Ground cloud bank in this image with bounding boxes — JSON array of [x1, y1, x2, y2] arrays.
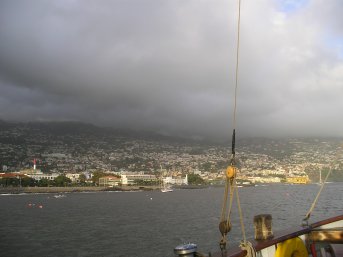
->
[[1, 0, 343, 139]]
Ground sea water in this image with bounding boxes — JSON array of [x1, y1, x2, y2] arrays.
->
[[0, 183, 342, 257]]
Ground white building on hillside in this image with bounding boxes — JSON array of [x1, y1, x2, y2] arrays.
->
[[23, 169, 59, 181], [66, 173, 80, 182], [99, 176, 121, 187], [164, 174, 188, 185], [121, 173, 157, 185]]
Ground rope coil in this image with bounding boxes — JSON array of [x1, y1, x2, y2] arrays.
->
[[240, 241, 256, 257]]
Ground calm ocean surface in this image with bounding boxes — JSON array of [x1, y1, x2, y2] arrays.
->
[[0, 183, 342, 257]]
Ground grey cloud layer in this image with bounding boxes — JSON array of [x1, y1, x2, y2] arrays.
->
[[1, 0, 342, 139]]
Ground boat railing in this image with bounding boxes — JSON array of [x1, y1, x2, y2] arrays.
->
[[175, 214, 343, 257]]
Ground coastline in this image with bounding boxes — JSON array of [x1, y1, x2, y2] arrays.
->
[[1, 183, 332, 195], [0, 185, 159, 194]]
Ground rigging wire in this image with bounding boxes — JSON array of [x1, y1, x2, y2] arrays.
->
[[219, 0, 250, 253], [303, 169, 332, 225], [232, 0, 241, 134]]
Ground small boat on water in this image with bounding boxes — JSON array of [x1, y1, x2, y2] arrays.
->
[[53, 194, 66, 198], [174, 1, 342, 256], [161, 187, 173, 193], [161, 180, 173, 192], [160, 164, 173, 193]]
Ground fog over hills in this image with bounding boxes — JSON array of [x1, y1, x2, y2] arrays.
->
[[1, 119, 343, 147], [0, 120, 204, 145]]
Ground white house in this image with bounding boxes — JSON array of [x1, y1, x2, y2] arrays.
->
[[164, 174, 188, 185]]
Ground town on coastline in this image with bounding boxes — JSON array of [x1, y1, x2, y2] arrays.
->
[[1, 121, 343, 192]]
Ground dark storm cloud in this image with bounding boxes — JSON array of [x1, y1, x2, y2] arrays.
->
[[1, 0, 343, 139]]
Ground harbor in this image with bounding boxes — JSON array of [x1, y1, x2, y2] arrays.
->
[[0, 183, 341, 257]]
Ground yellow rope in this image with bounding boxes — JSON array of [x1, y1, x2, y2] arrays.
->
[[235, 183, 247, 243], [304, 169, 332, 222], [219, 178, 235, 246], [225, 179, 236, 227], [219, 0, 246, 250], [220, 179, 230, 222], [240, 241, 256, 257], [304, 148, 343, 223]]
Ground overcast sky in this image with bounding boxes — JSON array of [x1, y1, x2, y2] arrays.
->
[[1, 0, 342, 140]]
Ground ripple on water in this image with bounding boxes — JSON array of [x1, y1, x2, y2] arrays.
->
[[0, 183, 342, 257]]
